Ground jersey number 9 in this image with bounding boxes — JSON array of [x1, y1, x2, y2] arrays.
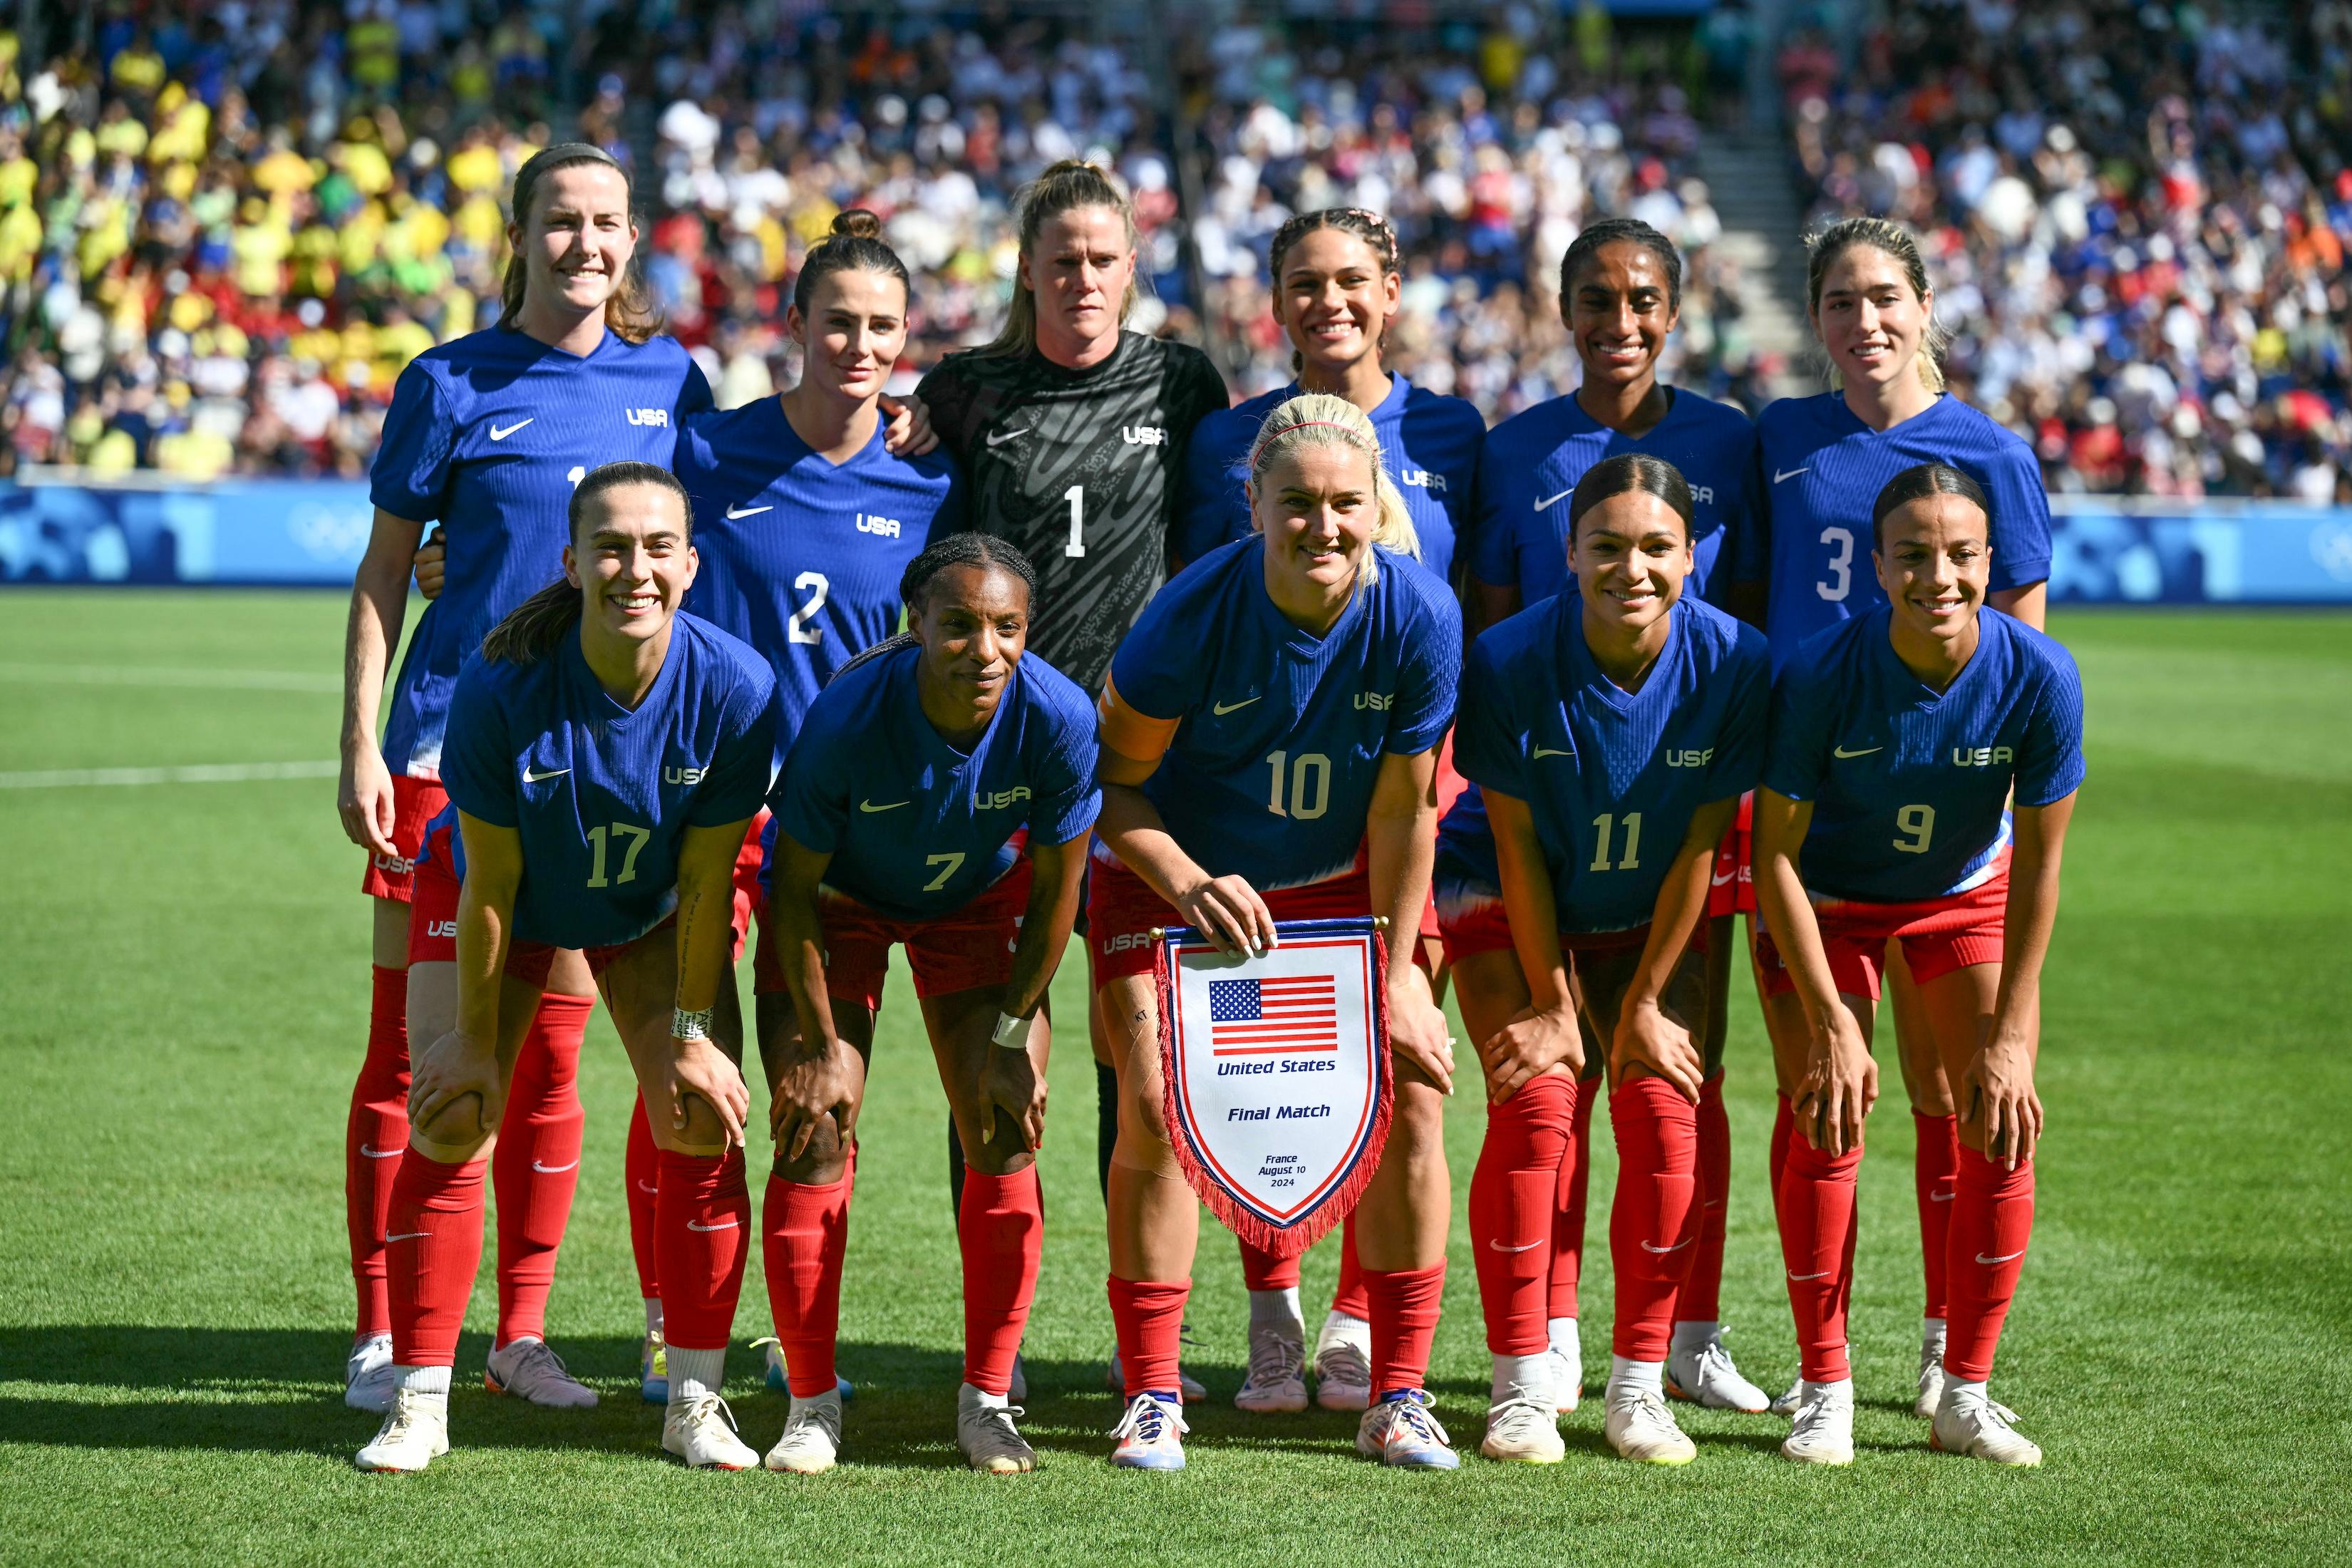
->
[[1893, 804, 1935, 855]]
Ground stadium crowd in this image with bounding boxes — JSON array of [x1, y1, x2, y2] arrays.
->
[[1783, 0, 2352, 499], [4, 1, 2348, 497]]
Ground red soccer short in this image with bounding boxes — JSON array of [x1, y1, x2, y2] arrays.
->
[[753, 860, 1031, 1011], [1420, 731, 1468, 947], [1706, 790, 1756, 919], [406, 836, 659, 984], [359, 774, 449, 901], [1087, 852, 1376, 984], [730, 810, 769, 964], [1433, 877, 1688, 961], [1755, 860, 2009, 1002]]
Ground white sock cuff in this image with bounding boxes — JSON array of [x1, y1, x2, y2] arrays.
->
[[1324, 1307, 1370, 1334], [666, 1345, 727, 1403], [394, 1363, 450, 1397], [1492, 1352, 1552, 1402], [644, 1298, 664, 1335], [1249, 1286, 1304, 1326], [960, 1381, 1010, 1410], [1547, 1316, 1579, 1355], [1608, 1354, 1665, 1396]]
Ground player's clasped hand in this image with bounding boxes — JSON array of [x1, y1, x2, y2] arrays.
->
[[1477, 1003, 1581, 1104], [769, 1036, 860, 1160], [409, 1029, 500, 1140], [1795, 1004, 1877, 1156], [1174, 873, 1279, 956], [666, 1036, 751, 1151], [1612, 996, 1704, 1103], [1966, 1022, 2043, 1170], [977, 1045, 1048, 1153]]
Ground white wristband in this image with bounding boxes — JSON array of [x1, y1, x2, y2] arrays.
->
[[673, 1006, 714, 1042], [990, 1011, 1030, 1051]]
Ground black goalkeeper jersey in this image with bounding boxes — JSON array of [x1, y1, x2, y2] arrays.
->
[[918, 331, 1230, 694]]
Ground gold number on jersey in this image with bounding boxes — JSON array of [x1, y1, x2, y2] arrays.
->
[[1894, 803, 1936, 854], [924, 852, 966, 892], [1064, 485, 1085, 558], [585, 822, 652, 887], [1588, 811, 1643, 871], [1264, 750, 1331, 820]]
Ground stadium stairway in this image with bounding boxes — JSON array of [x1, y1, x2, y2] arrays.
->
[[1698, 130, 1819, 403]]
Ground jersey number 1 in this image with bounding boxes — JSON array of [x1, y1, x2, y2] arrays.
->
[[1063, 485, 1085, 558]]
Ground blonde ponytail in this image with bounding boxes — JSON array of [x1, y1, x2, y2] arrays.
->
[[1245, 393, 1418, 584]]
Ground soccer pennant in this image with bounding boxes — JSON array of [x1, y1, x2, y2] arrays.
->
[[1153, 917, 1392, 1259]]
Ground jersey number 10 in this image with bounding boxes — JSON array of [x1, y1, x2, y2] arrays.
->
[[1264, 751, 1331, 820]]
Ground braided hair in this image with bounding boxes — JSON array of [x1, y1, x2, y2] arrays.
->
[[1268, 207, 1401, 375], [1559, 216, 1683, 316], [829, 532, 1043, 684]]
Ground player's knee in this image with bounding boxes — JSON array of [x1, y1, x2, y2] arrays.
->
[[773, 1112, 851, 1183], [1389, 1080, 1449, 1155]]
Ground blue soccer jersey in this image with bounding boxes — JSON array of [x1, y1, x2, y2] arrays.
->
[[438, 613, 779, 950], [1438, 592, 1769, 934], [1468, 386, 1760, 609], [1748, 393, 2053, 670], [1107, 536, 1462, 891], [371, 326, 713, 775], [1173, 375, 1484, 582], [768, 641, 1101, 922], [674, 400, 962, 750], [1763, 606, 2085, 904]]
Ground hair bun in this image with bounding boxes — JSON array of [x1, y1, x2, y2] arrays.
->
[[830, 208, 884, 242]]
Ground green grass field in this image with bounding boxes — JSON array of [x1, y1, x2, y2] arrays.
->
[[1, 592, 2348, 1565]]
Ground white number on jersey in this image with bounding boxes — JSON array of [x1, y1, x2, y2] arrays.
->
[[788, 572, 830, 645], [1063, 485, 1086, 558], [1816, 526, 1854, 602]]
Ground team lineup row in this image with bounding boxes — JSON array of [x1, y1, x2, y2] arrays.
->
[[333, 146, 2076, 1476]]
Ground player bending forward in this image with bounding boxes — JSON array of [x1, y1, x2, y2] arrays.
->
[[756, 535, 1096, 1475], [357, 464, 778, 1472], [1754, 463, 2081, 1467], [1090, 394, 1462, 1471]]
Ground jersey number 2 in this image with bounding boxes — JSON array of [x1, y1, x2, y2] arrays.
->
[[586, 822, 651, 887], [788, 572, 830, 644]]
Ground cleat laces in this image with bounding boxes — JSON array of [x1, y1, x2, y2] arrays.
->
[[1320, 1339, 1372, 1386], [1245, 1330, 1305, 1391], [1385, 1392, 1450, 1450], [1110, 1393, 1188, 1446]]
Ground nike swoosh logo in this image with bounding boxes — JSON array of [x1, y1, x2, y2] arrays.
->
[[489, 418, 534, 441], [1487, 1239, 1544, 1253], [686, 1218, 741, 1232], [387, 1231, 430, 1242], [1976, 1249, 2024, 1265], [1832, 746, 1882, 760], [1929, 1190, 1956, 1203], [523, 766, 570, 783], [725, 503, 773, 520], [1640, 1237, 1697, 1254], [986, 427, 1029, 446], [532, 1159, 579, 1174], [859, 799, 908, 813], [1711, 870, 1735, 887], [1788, 1269, 1832, 1281], [1774, 466, 1809, 484], [635, 1180, 659, 1195], [1532, 746, 1572, 759], [1212, 696, 1260, 716], [360, 1144, 401, 1159], [1532, 488, 1573, 511]]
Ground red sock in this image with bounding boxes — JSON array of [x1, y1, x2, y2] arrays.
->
[[1331, 1214, 1370, 1319], [1775, 1123, 1862, 1381], [1468, 1074, 1574, 1355], [1610, 1077, 1702, 1360], [1365, 1262, 1447, 1396], [1108, 1276, 1190, 1399], [1676, 1073, 1731, 1324], [346, 964, 410, 1339], [1546, 1075, 1599, 1321], [959, 1165, 1044, 1395], [1238, 1236, 1301, 1292], [1769, 1093, 1795, 1202], [1914, 1110, 1961, 1321], [492, 991, 589, 1346], [1945, 1147, 2034, 1381], [655, 1149, 750, 1351], [625, 1095, 660, 1303], [762, 1171, 851, 1398], [386, 1151, 487, 1368]]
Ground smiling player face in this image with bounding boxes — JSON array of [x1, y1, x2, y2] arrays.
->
[[1876, 492, 1991, 645], [513, 163, 637, 323], [1022, 205, 1135, 365], [565, 483, 697, 648], [1274, 226, 1398, 379], [1564, 239, 1676, 396], [1252, 441, 1380, 602], [1569, 489, 1691, 639], [914, 562, 1030, 732], [788, 267, 908, 408], [1812, 244, 1934, 399]]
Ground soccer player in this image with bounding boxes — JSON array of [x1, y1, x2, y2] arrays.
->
[[1439, 454, 1768, 1466], [336, 143, 708, 1414], [1090, 393, 1461, 1471], [915, 159, 1230, 1397], [670, 210, 961, 1401], [755, 535, 1096, 1476], [1463, 217, 1772, 1418], [1743, 217, 2053, 1419], [355, 463, 781, 1473], [1172, 205, 1484, 1415], [1754, 463, 2080, 1468]]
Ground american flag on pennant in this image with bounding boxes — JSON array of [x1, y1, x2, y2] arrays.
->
[[1207, 976, 1339, 1055]]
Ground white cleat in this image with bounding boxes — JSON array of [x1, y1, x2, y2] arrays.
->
[[1313, 1313, 1374, 1412], [485, 1337, 598, 1409], [1106, 1351, 1205, 1403], [1916, 1343, 1949, 1420], [1931, 1388, 2043, 1467], [1356, 1390, 1460, 1470], [663, 1392, 758, 1470], [354, 1388, 448, 1473], [1604, 1386, 1697, 1465], [763, 1388, 843, 1474], [1479, 1386, 1565, 1464], [1108, 1391, 1189, 1470], [1780, 1378, 1855, 1465], [1666, 1329, 1772, 1413], [957, 1383, 1038, 1474], [1234, 1316, 1309, 1413], [1770, 1375, 1803, 1418], [1544, 1343, 1584, 1415], [344, 1336, 395, 1415]]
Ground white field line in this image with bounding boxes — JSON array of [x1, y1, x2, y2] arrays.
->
[[0, 661, 341, 693], [0, 760, 339, 790]]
